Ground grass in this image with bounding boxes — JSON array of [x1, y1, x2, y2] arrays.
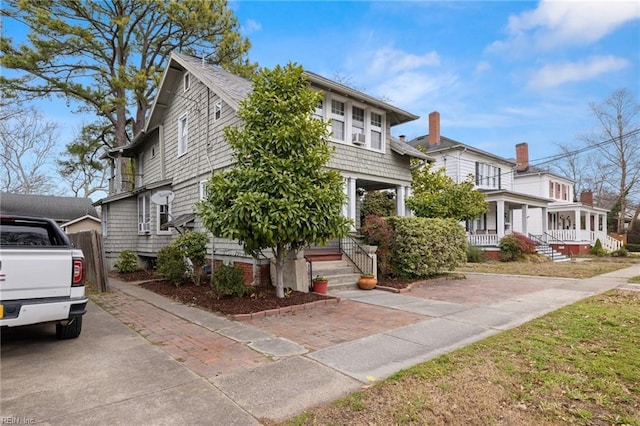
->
[[629, 276, 640, 284], [457, 256, 639, 279], [278, 290, 640, 425]]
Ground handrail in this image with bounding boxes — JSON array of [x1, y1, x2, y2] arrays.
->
[[543, 231, 571, 258], [528, 233, 556, 261], [339, 234, 374, 275], [303, 255, 313, 292]]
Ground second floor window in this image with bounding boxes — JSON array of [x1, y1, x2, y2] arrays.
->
[[330, 99, 345, 141], [475, 162, 501, 189], [178, 114, 188, 157]]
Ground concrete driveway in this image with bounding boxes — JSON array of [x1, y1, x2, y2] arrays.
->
[[1, 302, 260, 425]]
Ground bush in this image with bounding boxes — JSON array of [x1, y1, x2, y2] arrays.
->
[[361, 191, 395, 220], [499, 233, 538, 262], [114, 249, 138, 273], [211, 264, 252, 297], [385, 217, 467, 278], [360, 215, 394, 277], [157, 245, 187, 286], [590, 239, 605, 256], [466, 245, 486, 263], [611, 247, 628, 257], [174, 231, 209, 285], [625, 243, 640, 252]]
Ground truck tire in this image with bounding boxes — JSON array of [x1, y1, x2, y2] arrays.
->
[[56, 317, 83, 339]]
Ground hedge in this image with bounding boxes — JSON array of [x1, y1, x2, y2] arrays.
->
[[625, 243, 640, 252], [386, 217, 467, 278]]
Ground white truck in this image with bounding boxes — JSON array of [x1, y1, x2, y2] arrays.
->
[[0, 215, 88, 339]]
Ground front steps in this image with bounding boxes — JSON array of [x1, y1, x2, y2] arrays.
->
[[305, 250, 361, 291], [536, 244, 571, 262]]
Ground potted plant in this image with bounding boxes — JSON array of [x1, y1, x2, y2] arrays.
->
[[358, 273, 377, 290], [312, 275, 328, 294]]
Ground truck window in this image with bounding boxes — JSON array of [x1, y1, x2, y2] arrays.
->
[[0, 224, 54, 246]]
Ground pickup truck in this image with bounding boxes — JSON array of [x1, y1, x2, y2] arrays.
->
[[0, 215, 88, 339]]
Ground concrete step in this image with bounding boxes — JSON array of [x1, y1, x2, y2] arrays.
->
[[313, 265, 356, 275], [311, 260, 350, 269], [327, 274, 361, 291]]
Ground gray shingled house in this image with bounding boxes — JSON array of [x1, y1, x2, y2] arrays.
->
[[95, 52, 427, 285], [1, 193, 100, 234]]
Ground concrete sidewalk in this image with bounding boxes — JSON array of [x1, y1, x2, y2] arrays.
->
[[2, 264, 638, 424]]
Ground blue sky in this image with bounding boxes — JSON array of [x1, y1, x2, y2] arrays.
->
[[230, 0, 639, 164], [5, 0, 640, 193]]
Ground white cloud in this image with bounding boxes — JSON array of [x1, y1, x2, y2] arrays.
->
[[494, 0, 640, 51], [475, 61, 491, 74], [242, 19, 262, 35], [370, 47, 440, 75], [528, 55, 629, 88], [374, 71, 458, 107]]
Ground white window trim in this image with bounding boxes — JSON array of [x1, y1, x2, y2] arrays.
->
[[156, 202, 172, 235], [183, 72, 190, 92], [214, 101, 222, 121], [199, 180, 208, 200], [137, 193, 151, 235], [324, 94, 386, 153], [178, 113, 188, 157]]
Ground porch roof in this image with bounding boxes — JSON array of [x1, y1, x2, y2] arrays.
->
[[548, 202, 610, 214], [482, 189, 551, 208]]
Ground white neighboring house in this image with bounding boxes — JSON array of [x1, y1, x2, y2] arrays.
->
[[94, 52, 428, 283], [409, 112, 620, 257], [511, 142, 620, 253]]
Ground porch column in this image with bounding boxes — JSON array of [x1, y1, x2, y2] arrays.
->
[[497, 200, 505, 238], [521, 204, 528, 236], [574, 209, 580, 239], [396, 185, 406, 217], [342, 177, 349, 218], [541, 207, 548, 233], [585, 209, 591, 237], [405, 186, 413, 217], [348, 177, 357, 230]]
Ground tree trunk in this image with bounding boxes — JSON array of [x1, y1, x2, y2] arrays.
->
[[274, 246, 285, 299]]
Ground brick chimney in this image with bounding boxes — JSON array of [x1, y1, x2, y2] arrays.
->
[[428, 111, 440, 145], [515, 142, 529, 172], [580, 191, 593, 206]]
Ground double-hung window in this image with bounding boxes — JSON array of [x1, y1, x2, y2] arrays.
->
[[137, 194, 151, 234], [214, 101, 222, 121], [178, 113, 188, 157], [370, 112, 383, 150], [475, 162, 500, 189], [157, 203, 172, 235], [330, 99, 346, 141]]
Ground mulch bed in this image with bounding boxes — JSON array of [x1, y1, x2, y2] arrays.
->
[[109, 270, 462, 316]]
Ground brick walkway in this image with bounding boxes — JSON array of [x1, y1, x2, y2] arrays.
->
[[92, 289, 271, 381], [248, 299, 427, 351]]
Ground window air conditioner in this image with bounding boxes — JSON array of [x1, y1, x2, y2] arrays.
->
[[352, 133, 366, 145], [138, 222, 151, 233]]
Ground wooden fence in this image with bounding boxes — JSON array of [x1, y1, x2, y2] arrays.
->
[[68, 230, 109, 292]]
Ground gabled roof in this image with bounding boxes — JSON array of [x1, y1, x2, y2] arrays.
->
[[61, 214, 101, 228], [146, 52, 420, 132], [409, 135, 517, 167], [1, 193, 99, 223], [511, 161, 573, 182]]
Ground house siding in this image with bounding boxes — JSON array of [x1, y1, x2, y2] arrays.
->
[[430, 149, 514, 190]]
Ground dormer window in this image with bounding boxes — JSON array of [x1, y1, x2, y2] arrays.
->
[[183, 72, 190, 92]]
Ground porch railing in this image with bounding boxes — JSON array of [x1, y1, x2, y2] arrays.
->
[[528, 233, 559, 261], [467, 233, 499, 247], [339, 234, 374, 276]]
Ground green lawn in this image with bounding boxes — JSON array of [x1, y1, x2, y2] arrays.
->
[[278, 290, 640, 425]]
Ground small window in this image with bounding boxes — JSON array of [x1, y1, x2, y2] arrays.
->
[[199, 180, 208, 200], [184, 72, 190, 92], [157, 203, 172, 235], [178, 114, 188, 157], [330, 99, 345, 141], [313, 99, 323, 119], [214, 101, 222, 121]]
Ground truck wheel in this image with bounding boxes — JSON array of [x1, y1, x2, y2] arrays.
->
[[56, 317, 83, 339]]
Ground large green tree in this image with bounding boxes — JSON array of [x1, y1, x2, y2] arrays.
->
[[406, 163, 488, 221], [197, 64, 351, 298], [1, 0, 255, 184]]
